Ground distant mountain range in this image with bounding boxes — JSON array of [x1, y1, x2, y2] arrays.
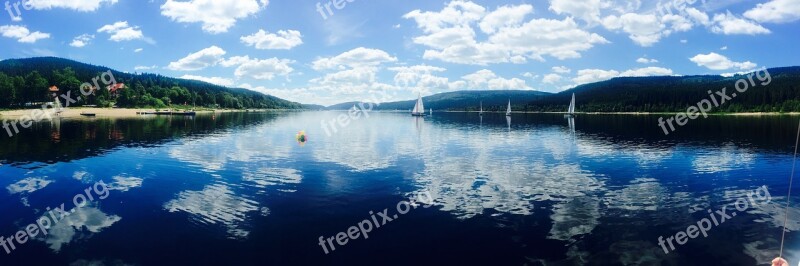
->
[[326, 66, 800, 113], [538, 66, 800, 113], [325, 90, 551, 111]]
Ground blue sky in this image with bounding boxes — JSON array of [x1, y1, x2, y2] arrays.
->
[[0, 0, 798, 106]]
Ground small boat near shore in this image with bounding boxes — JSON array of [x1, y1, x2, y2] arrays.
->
[[171, 111, 197, 116], [137, 110, 196, 116], [80, 112, 96, 117]]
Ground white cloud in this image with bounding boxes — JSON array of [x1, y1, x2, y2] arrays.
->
[[596, 6, 767, 46], [310, 67, 383, 91], [312, 47, 397, 71], [572, 67, 674, 86], [388, 65, 448, 88], [240, 29, 303, 50], [0, 25, 50, 43], [134, 65, 158, 71], [26, 0, 118, 11], [548, 0, 605, 24], [221, 56, 294, 80], [490, 17, 610, 61], [602, 13, 670, 47], [685, 7, 711, 26], [160, 0, 269, 34], [181, 75, 235, 87], [552, 66, 571, 74], [720, 46, 728, 50], [167, 46, 226, 71], [522, 72, 538, 79], [134, 48, 143, 52], [461, 69, 530, 90], [689, 52, 756, 70], [405, 2, 608, 65], [662, 13, 693, 32], [636, 57, 658, 64], [619, 67, 673, 77], [97, 21, 144, 42], [69, 34, 94, 47], [573, 69, 620, 85], [478, 4, 533, 34], [744, 0, 800, 24], [219, 56, 251, 67], [711, 12, 770, 35], [403, 1, 486, 33], [680, 39, 688, 43], [542, 73, 563, 84]]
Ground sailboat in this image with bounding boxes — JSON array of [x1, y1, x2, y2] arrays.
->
[[411, 94, 426, 116], [429, 108, 432, 116], [565, 93, 576, 118], [479, 101, 484, 116], [506, 100, 512, 116]]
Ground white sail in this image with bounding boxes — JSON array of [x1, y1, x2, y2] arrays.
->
[[479, 102, 483, 114], [412, 94, 424, 115], [506, 100, 511, 116], [568, 93, 576, 114]]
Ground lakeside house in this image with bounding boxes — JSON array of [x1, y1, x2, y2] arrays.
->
[[107, 83, 126, 98]]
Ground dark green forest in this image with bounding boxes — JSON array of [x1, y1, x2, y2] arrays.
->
[[523, 66, 800, 113], [0, 57, 303, 109], [329, 66, 800, 113]]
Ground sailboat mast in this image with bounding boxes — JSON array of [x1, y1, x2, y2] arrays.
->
[[570, 93, 576, 114]]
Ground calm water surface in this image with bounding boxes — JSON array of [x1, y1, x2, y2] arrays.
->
[[1, 111, 799, 265]]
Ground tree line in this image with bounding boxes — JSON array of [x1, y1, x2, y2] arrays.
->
[[0, 57, 303, 110], [522, 67, 800, 113]]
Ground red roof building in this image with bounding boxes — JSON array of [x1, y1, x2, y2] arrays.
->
[[106, 83, 126, 97]]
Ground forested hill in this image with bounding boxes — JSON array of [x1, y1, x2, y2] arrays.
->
[[327, 90, 552, 111], [325, 66, 800, 113], [0, 57, 303, 109], [527, 66, 800, 113]]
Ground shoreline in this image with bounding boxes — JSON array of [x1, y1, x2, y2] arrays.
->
[[327, 110, 800, 116], [0, 108, 284, 119], [4, 108, 799, 119]]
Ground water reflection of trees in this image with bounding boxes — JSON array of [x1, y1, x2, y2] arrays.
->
[[0, 112, 283, 166]]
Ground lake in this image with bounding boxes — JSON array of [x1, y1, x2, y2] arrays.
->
[[0, 111, 799, 265]]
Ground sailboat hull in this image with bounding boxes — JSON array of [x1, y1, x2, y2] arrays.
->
[[411, 113, 427, 117]]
